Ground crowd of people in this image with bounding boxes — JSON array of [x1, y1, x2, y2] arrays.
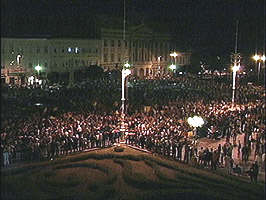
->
[[1, 74, 265, 183]]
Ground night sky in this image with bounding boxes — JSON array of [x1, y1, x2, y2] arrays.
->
[[1, 0, 265, 65]]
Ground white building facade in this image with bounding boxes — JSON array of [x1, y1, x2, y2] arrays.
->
[[1, 25, 191, 85], [1, 37, 100, 85]]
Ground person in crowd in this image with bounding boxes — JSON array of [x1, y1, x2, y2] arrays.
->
[[237, 140, 241, 159], [233, 164, 242, 176], [252, 161, 259, 183]]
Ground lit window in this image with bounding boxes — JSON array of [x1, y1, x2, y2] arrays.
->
[[111, 54, 114, 62], [68, 47, 72, 53], [104, 54, 108, 62], [75, 47, 79, 54]]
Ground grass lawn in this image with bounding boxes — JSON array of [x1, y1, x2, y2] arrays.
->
[[1, 145, 265, 200]]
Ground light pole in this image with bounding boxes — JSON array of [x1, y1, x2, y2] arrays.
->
[[121, 62, 131, 116], [157, 56, 161, 77], [253, 54, 265, 82], [35, 65, 42, 85], [169, 64, 177, 74], [170, 52, 178, 66], [170, 52, 178, 76], [232, 64, 240, 104]]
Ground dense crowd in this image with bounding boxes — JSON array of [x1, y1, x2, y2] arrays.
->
[[1, 74, 265, 182]]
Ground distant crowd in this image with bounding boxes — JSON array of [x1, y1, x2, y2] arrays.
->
[[1, 75, 265, 182]]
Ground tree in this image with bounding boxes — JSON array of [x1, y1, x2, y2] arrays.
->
[[47, 72, 59, 83], [86, 65, 104, 79]]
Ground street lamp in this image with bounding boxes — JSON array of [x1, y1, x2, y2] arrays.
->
[[187, 116, 204, 143], [157, 56, 161, 77], [35, 65, 42, 84], [35, 65, 42, 75], [187, 116, 204, 128], [169, 64, 177, 73], [253, 54, 265, 81], [121, 62, 131, 116], [170, 52, 178, 66], [231, 64, 240, 104]]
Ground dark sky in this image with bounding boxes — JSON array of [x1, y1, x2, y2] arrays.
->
[[1, 0, 265, 59]]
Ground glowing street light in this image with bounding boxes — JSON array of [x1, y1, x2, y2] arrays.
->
[[170, 52, 178, 58], [261, 55, 265, 62], [187, 116, 204, 139], [169, 64, 177, 72], [121, 62, 131, 116], [35, 65, 42, 85], [253, 54, 265, 81], [35, 65, 42, 75], [187, 116, 204, 128], [170, 52, 178, 66], [16, 54, 22, 65], [253, 54, 260, 61]]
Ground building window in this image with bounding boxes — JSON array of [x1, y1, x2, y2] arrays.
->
[[75, 47, 80, 54], [68, 47, 72, 53], [118, 54, 121, 62], [36, 48, 40, 53], [125, 41, 127, 47], [104, 54, 108, 62], [54, 48, 57, 53], [62, 48, 65, 53], [104, 40, 108, 47], [111, 54, 114, 62], [111, 40, 114, 47], [44, 47, 48, 53], [118, 40, 121, 47]]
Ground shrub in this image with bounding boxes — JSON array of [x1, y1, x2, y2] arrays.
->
[[114, 146, 125, 152]]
